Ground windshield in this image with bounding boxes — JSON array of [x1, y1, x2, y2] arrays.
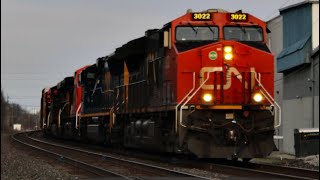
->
[[176, 26, 219, 41], [224, 26, 263, 42]]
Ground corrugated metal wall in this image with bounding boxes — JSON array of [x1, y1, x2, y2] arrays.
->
[[282, 4, 312, 47], [277, 4, 312, 72]]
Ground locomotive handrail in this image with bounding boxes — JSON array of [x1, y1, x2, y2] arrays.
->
[[114, 88, 120, 111], [109, 106, 115, 131], [90, 87, 114, 95], [253, 72, 281, 128], [75, 103, 82, 129], [179, 67, 223, 130], [128, 80, 146, 86], [46, 112, 51, 128], [92, 79, 100, 96], [148, 56, 164, 63], [175, 72, 196, 133], [114, 80, 146, 89], [102, 89, 114, 94], [58, 104, 67, 128], [91, 87, 102, 96], [58, 109, 62, 128]]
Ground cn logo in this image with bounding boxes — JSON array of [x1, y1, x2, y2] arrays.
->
[[200, 67, 256, 90]]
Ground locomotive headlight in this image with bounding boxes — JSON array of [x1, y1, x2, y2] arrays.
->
[[224, 46, 233, 53], [224, 53, 233, 60], [203, 93, 213, 102], [253, 93, 263, 102], [224, 46, 233, 61]]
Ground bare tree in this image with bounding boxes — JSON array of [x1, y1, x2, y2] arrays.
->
[[1, 89, 39, 131]]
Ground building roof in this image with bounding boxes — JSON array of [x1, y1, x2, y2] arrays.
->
[[279, 0, 318, 12], [278, 34, 311, 59], [277, 34, 312, 73], [266, 15, 281, 23]]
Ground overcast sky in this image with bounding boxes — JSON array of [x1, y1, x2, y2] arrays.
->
[[1, 0, 304, 112]]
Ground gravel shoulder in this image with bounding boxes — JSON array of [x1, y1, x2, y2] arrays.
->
[[251, 151, 319, 170], [1, 131, 79, 180]]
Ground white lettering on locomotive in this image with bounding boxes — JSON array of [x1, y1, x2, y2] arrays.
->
[[200, 67, 255, 90]]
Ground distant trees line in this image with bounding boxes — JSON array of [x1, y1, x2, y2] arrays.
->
[[1, 89, 39, 131]]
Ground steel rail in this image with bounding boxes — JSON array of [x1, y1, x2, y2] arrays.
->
[[27, 132, 210, 179], [183, 160, 319, 180], [215, 163, 317, 180], [249, 162, 319, 180], [11, 132, 132, 179], [26, 131, 319, 179]]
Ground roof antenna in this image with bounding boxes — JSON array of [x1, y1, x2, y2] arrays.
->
[[235, 10, 242, 13], [186, 9, 192, 13]]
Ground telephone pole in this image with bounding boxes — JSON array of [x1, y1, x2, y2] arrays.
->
[[6, 94, 12, 129]]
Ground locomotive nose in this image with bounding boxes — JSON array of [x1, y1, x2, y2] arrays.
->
[[201, 44, 224, 65]]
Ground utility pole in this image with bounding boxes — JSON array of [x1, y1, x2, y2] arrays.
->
[[7, 94, 12, 129], [5, 94, 10, 130]]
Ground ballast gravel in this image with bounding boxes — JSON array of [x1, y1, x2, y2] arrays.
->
[[2, 131, 318, 180], [301, 155, 319, 167], [251, 151, 319, 170], [1, 132, 78, 180]]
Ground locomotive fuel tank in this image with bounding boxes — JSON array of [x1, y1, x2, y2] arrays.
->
[[86, 117, 105, 143]]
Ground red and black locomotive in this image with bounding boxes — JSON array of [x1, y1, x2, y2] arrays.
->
[[41, 9, 280, 160]]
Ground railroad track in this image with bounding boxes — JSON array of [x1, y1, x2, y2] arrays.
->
[[248, 163, 319, 180], [12, 132, 128, 179], [181, 160, 319, 180], [21, 131, 319, 179], [12, 131, 210, 179]]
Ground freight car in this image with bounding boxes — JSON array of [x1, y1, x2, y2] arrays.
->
[[41, 9, 281, 160]]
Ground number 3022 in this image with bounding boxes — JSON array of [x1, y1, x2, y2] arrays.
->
[[230, 13, 247, 21], [193, 13, 211, 20]]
